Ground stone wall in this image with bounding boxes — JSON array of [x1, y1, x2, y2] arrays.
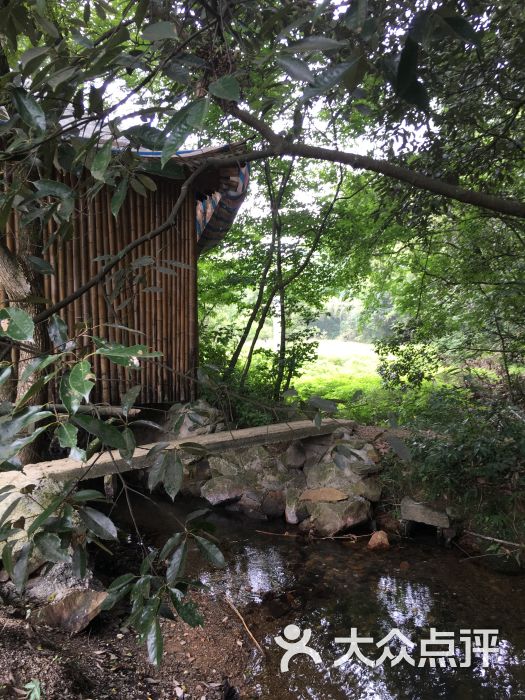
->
[[183, 425, 383, 537]]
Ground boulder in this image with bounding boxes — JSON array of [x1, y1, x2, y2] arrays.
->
[[368, 530, 390, 550], [261, 490, 286, 518], [25, 562, 102, 606], [165, 400, 225, 438], [301, 435, 334, 468], [299, 487, 348, 503], [283, 441, 306, 469], [304, 462, 382, 501], [31, 589, 108, 634], [400, 497, 450, 529], [350, 477, 382, 502], [284, 488, 309, 525], [300, 497, 371, 537], [201, 477, 244, 505]]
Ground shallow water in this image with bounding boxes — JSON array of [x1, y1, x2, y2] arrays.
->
[[115, 495, 525, 699]]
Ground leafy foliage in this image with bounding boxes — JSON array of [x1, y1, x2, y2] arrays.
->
[[0, 309, 225, 665]]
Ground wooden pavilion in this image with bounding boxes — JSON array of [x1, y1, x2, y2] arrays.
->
[[3, 144, 250, 405]]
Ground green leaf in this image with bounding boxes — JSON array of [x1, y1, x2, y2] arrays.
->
[[166, 541, 187, 584], [148, 451, 167, 491], [48, 314, 68, 348], [20, 46, 50, 74], [442, 15, 480, 46], [307, 396, 338, 412], [27, 256, 54, 275], [162, 451, 183, 500], [140, 548, 158, 575], [71, 489, 106, 502], [108, 572, 137, 591], [12, 541, 33, 593], [193, 535, 226, 568], [396, 37, 419, 96], [0, 366, 11, 388], [159, 532, 183, 560], [119, 426, 136, 461], [0, 497, 21, 528], [34, 532, 71, 563], [2, 540, 14, 576], [304, 60, 360, 98], [101, 582, 133, 611], [386, 434, 412, 462], [0, 406, 52, 444], [161, 99, 209, 168], [185, 508, 210, 524], [34, 179, 74, 199], [344, 0, 368, 30], [12, 88, 46, 131], [142, 21, 177, 41], [69, 360, 95, 402], [47, 67, 76, 91], [91, 141, 112, 181], [78, 506, 118, 540], [56, 422, 78, 449], [0, 308, 34, 341], [146, 616, 163, 666], [73, 415, 127, 450], [11, 542, 34, 594], [172, 598, 204, 627], [95, 343, 162, 367], [27, 494, 64, 536], [276, 56, 315, 83], [70, 446, 87, 462], [121, 385, 141, 418], [284, 36, 345, 52], [60, 373, 82, 415], [72, 545, 87, 578], [111, 176, 128, 217], [208, 75, 241, 101], [20, 355, 59, 383]]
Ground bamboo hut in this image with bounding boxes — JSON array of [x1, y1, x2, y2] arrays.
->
[[2, 144, 250, 405]]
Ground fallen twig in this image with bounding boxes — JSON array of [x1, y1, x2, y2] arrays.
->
[[463, 530, 525, 549], [224, 596, 265, 657]]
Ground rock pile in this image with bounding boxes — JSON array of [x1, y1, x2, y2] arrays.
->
[[191, 427, 383, 536]]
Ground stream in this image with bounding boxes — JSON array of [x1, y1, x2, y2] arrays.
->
[[114, 494, 525, 699]]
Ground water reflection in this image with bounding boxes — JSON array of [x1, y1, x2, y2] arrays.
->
[[119, 495, 525, 699]]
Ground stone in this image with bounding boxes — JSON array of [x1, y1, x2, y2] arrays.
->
[[261, 490, 286, 518], [25, 562, 102, 606], [303, 462, 382, 501], [283, 441, 306, 469], [350, 477, 382, 502], [284, 488, 309, 525], [368, 530, 390, 550], [301, 435, 334, 468], [201, 477, 244, 505], [400, 497, 450, 529], [165, 400, 225, 438], [300, 497, 371, 537], [299, 487, 348, 503], [32, 589, 108, 634]]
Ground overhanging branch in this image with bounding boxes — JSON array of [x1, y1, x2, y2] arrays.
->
[[228, 105, 525, 219]]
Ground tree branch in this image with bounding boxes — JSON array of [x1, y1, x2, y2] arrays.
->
[[228, 105, 525, 219]]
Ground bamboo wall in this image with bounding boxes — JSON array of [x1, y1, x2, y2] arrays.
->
[[3, 172, 198, 406]]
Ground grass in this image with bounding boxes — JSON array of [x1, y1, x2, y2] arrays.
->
[[293, 339, 445, 425], [295, 339, 380, 396]]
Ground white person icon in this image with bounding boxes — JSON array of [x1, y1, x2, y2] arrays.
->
[[274, 624, 323, 672]]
